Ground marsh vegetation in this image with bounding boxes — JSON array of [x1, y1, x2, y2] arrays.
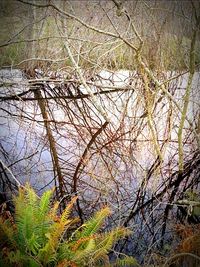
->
[[0, 1, 200, 266]]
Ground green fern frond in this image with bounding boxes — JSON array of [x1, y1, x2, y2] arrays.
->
[[27, 233, 41, 255], [73, 238, 96, 261], [8, 249, 40, 267], [39, 189, 53, 217], [14, 186, 25, 206], [36, 190, 54, 246], [60, 196, 78, 223], [96, 227, 132, 253], [37, 237, 57, 264], [96, 231, 114, 254], [58, 242, 75, 262], [113, 256, 139, 267], [15, 207, 36, 250], [14, 188, 26, 223], [25, 184, 38, 206], [37, 218, 73, 263], [78, 207, 111, 238]]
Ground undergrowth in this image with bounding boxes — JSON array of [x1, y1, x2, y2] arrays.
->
[[0, 184, 138, 267]]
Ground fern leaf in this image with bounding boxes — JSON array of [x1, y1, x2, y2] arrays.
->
[[49, 201, 59, 220], [39, 189, 53, 217], [73, 238, 96, 261], [78, 207, 111, 238], [25, 184, 38, 206], [37, 240, 57, 264], [95, 231, 114, 254], [60, 196, 77, 223], [113, 256, 139, 267], [72, 236, 96, 252], [58, 242, 75, 262], [8, 250, 40, 267], [15, 206, 35, 249], [97, 227, 132, 252], [27, 233, 41, 255]]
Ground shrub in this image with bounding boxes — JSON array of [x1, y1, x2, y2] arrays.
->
[[0, 185, 138, 267]]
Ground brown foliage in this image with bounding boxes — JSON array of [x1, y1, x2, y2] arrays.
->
[[172, 224, 200, 267]]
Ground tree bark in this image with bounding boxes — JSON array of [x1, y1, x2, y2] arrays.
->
[[34, 88, 65, 199]]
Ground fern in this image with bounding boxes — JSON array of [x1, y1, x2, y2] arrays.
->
[[76, 207, 111, 239], [49, 200, 59, 220], [60, 196, 78, 223], [96, 227, 132, 253], [73, 238, 96, 261], [26, 233, 41, 255], [39, 189, 53, 218], [15, 205, 36, 252], [0, 185, 138, 267], [14, 186, 40, 254]]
